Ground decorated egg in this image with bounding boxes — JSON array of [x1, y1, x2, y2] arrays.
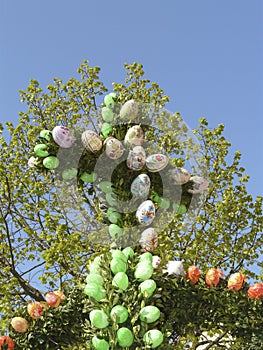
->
[[124, 125, 144, 147], [62, 168, 78, 181], [89, 310, 109, 329], [173, 203, 187, 214], [247, 282, 263, 300], [152, 256, 161, 268], [127, 146, 146, 171], [101, 123, 113, 138], [99, 181, 113, 193], [81, 130, 102, 153], [106, 192, 118, 206], [170, 167, 191, 184], [120, 99, 138, 120], [34, 144, 49, 157], [11, 317, 29, 333], [110, 305, 129, 323], [188, 176, 209, 194], [163, 261, 184, 276], [143, 329, 164, 348], [0, 336, 16, 350], [104, 137, 124, 159], [139, 279, 157, 298], [85, 273, 104, 285], [228, 273, 246, 291], [135, 264, 153, 281], [52, 126, 75, 148], [84, 282, 106, 301], [122, 247, 135, 260], [53, 290, 66, 303], [112, 272, 129, 291], [139, 228, 158, 252], [92, 336, 109, 350], [43, 156, 59, 169], [146, 154, 169, 172], [186, 265, 202, 284], [80, 171, 97, 183], [140, 306, 160, 323], [131, 174, 150, 198], [110, 258, 127, 274], [205, 268, 224, 287], [46, 292, 61, 307], [40, 129, 52, 141], [159, 198, 170, 209], [27, 301, 45, 319], [101, 106, 114, 122], [108, 224, 123, 239], [136, 200, 155, 226], [107, 208, 121, 224], [117, 327, 134, 347], [28, 156, 37, 168]]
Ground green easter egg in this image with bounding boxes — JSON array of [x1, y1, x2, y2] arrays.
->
[[111, 250, 127, 262], [108, 224, 123, 239], [34, 144, 49, 157], [143, 330, 164, 348], [80, 171, 97, 183], [139, 306, 160, 323], [109, 92, 117, 99], [101, 123, 113, 138], [89, 262, 101, 274], [99, 181, 113, 193], [62, 168, 78, 180], [122, 247, 135, 260], [110, 305, 129, 323], [117, 327, 134, 347], [102, 107, 114, 123], [43, 156, 59, 169], [112, 272, 129, 291], [40, 129, 52, 141], [173, 203, 187, 214], [139, 252, 153, 263], [84, 282, 106, 301], [159, 198, 170, 209], [135, 265, 153, 281], [110, 258, 127, 274], [92, 336, 109, 350], [89, 310, 109, 329], [85, 273, 104, 285], [139, 279, 157, 298], [107, 208, 121, 224], [106, 192, 118, 206], [104, 94, 115, 109]]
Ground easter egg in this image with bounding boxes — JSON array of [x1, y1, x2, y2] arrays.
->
[[27, 301, 45, 319], [89, 310, 109, 329], [54, 290, 66, 303], [188, 176, 208, 194], [139, 252, 153, 263], [228, 273, 246, 291], [124, 125, 144, 147], [110, 258, 127, 274], [170, 167, 191, 184], [140, 306, 160, 323], [34, 144, 49, 157], [205, 268, 224, 287], [247, 282, 263, 300], [109, 224, 123, 239], [101, 106, 114, 122], [80, 171, 97, 183], [84, 282, 106, 301], [135, 264, 153, 281], [131, 174, 150, 198], [127, 146, 146, 171], [28, 156, 37, 167], [163, 261, 184, 276], [62, 168, 78, 180], [101, 123, 113, 138], [120, 99, 138, 121], [99, 181, 113, 193], [139, 279, 156, 298], [117, 327, 134, 347], [52, 126, 75, 148], [159, 198, 170, 209], [111, 250, 128, 262], [112, 272, 129, 291], [85, 273, 104, 285], [146, 154, 169, 172], [173, 203, 187, 214], [43, 156, 59, 169], [140, 228, 158, 252], [11, 317, 29, 333], [106, 192, 118, 206], [46, 292, 61, 307], [107, 208, 121, 224], [40, 129, 52, 141], [0, 336, 16, 350], [122, 247, 135, 260], [104, 94, 115, 109], [105, 137, 124, 160], [186, 265, 202, 284], [136, 200, 155, 226], [81, 130, 102, 153], [92, 336, 109, 350], [143, 330, 164, 348], [152, 256, 161, 268], [110, 305, 129, 323]]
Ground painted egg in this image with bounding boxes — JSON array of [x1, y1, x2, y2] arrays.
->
[[110, 305, 129, 323], [170, 167, 191, 184], [136, 200, 155, 226], [52, 126, 75, 148], [43, 156, 59, 169], [80, 171, 97, 183], [108, 224, 123, 239], [139, 279, 156, 298], [105, 137, 124, 160], [228, 273, 246, 291], [62, 168, 78, 181], [188, 176, 209, 194], [84, 282, 106, 301], [163, 261, 184, 276], [101, 106, 114, 122], [46, 292, 61, 307], [27, 302, 45, 319], [40, 129, 52, 141], [92, 336, 110, 350], [131, 174, 150, 198], [81, 130, 102, 153], [124, 125, 144, 147], [146, 154, 169, 172], [127, 146, 146, 171], [120, 99, 138, 120], [11, 317, 29, 333], [139, 228, 158, 252], [247, 282, 263, 300], [135, 264, 153, 281], [122, 247, 135, 260], [186, 265, 202, 284], [85, 273, 104, 285], [117, 327, 134, 347], [112, 272, 129, 290], [139, 306, 160, 323], [0, 335, 16, 350], [205, 268, 224, 287], [143, 330, 164, 348], [34, 144, 49, 157], [104, 94, 115, 109], [110, 258, 127, 274], [89, 310, 109, 329], [111, 250, 128, 262]]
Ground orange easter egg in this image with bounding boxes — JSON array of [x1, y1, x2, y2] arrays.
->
[[186, 265, 202, 284], [228, 273, 246, 291], [0, 335, 16, 349], [27, 302, 45, 319], [45, 292, 61, 308], [247, 282, 263, 300], [205, 268, 223, 287]]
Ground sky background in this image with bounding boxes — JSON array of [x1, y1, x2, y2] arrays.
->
[[0, 0, 262, 201]]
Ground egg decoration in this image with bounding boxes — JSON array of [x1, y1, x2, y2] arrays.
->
[[110, 258, 127, 274], [124, 125, 144, 147], [40, 129, 52, 141], [228, 273, 246, 291], [0, 336, 16, 350], [112, 272, 129, 291], [81, 130, 103, 153], [139, 227, 158, 252], [143, 329, 164, 348], [247, 282, 263, 300], [188, 176, 209, 194], [139, 305, 160, 323], [117, 327, 134, 347], [110, 305, 129, 323], [120, 99, 138, 121], [52, 126, 75, 148], [127, 146, 146, 171], [139, 279, 157, 298], [170, 167, 191, 184], [146, 154, 169, 172], [84, 282, 106, 301], [92, 336, 110, 350], [104, 137, 124, 160], [205, 268, 224, 287], [11, 317, 29, 333], [186, 265, 202, 284], [131, 174, 150, 198], [101, 106, 114, 122], [108, 224, 123, 239], [89, 310, 109, 329], [135, 264, 153, 282], [122, 247, 135, 260], [34, 144, 49, 157], [163, 261, 184, 276], [136, 200, 155, 226], [62, 168, 78, 181], [43, 156, 59, 169], [104, 94, 115, 109], [45, 292, 62, 307], [80, 171, 97, 183], [152, 256, 161, 268], [86, 273, 104, 285], [27, 301, 45, 319], [28, 156, 37, 168], [101, 123, 113, 138]]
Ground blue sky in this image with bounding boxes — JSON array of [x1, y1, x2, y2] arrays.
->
[[0, 0, 262, 199]]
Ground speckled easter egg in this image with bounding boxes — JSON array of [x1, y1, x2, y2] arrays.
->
[[170, 167, 191, 184], [136, 200, 155, 226], [124, 125, 144, 147], [127, 146, 146, 171], [52, 126, 75, 148], [146, 154, 169, 172], [131, 174, 150, 198], [139, 227, 158, 252], [81, 130, 102, 153], [188, 176, 208, 194], [120, 99, 138, 121], [105, 137, 124, 160]]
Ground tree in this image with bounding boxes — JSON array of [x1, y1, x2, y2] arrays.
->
[[0, 61, 262, 349]]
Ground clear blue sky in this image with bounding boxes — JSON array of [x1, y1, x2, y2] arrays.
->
[[0, 0, 262, 198]]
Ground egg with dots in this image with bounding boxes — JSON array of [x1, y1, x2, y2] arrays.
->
[[52, 126, 75, 148]]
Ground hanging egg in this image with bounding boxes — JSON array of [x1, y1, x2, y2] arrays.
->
[[104, 137, 124, 160], [92, 336, 110, 350], [86, 273, 104, 285], [186, 265, 202, 284], [143, 330, 164, 349], [228, 273, 246, 291], [101, 106, 114, 122], [146, 154, 169, 172], [84, 282, 106, 301], [112, 272, 129, 291], [117, 327, 134, 348], [127, 146, 146, 171], [27, 302, 45, 319], [89, 310, 109, 329], [120, 99, 138, 120], [122, 247, 135, 260], [110, 305, 129, 324], [52, 126, 75, 148], [110, 258, 127, 274], [62, 168, 78, 181], [108, 224, 123, 239], [136, 200, 155, 226], [0, 336, 16, 350], [28, 156, 37, 168], [130, 174, 150, 198], [11, 317, 29, 333], [152, 256, 161, 268], [46, 292, 61, 307], [80, 171, 97, 183], [205, 268, 224, 287], [43, 156, 59, 169], [34, 144, 49, 157], [40, 129, 52, 141], [101, 123, 113, 138], [188, 176, 209, 194], [247, 282, 263, 300], [104, 94, 115, 109], [163, 261, 184, 276], [81, 130, 102, 153], [124, 125, 144, 147], [139, 227, 158, 252], [139, 306, 160, 323], [134, 263, 153, 281], [170, 167, 191, 184], [139, 279, 157, 298]]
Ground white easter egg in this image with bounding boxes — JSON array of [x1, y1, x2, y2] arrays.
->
[[104, 137, 124, 160], [188, 176, 208, 194], [152, 256, 161, 268], [52, 126, 75, 148], [120, 99, 138, 120], [130, 174, 150, 198], [163, 261, 184, 275], [170, 167, 191, 184], [136, 200, 155, 226], [81, 130, 102, 153], [146, 154, 169, 172], [139, 228, 158, 252], [124, 125, 144, 147], [127, 146, 146, 171]]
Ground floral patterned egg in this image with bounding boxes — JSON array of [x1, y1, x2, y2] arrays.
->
[[120, 99, 138, 120], [81, 130, 103, 153], [139, 228, 158, 252], [136, 200, 155, 226], [146, 154, 169, 172], [188, 176, 208, 194], [186, 265, 202, 284], [130, 174, 150, 198], [124, 125, 144, 147], [170, 167, 191, 184], [105, 137, 124, 160], [127, 146, 146, 171], [228, 273, 246, 291], [52, 126, 75, 148]]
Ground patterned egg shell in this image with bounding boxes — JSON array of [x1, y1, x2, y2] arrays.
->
[[170, 167, 191, 184], [124, 125, 144, 147], [146, 154, 169, 172], [105, 137, 124, 160], [81, 130, 103, 153], [136, 200, 155, 226], [188, 176, 208, 194], [52, 126, 75, 148], [140, 227, 158, 252], [131, 174, 150, 197], [120, 99, 138, 120], [127, 146, 146, 171]]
